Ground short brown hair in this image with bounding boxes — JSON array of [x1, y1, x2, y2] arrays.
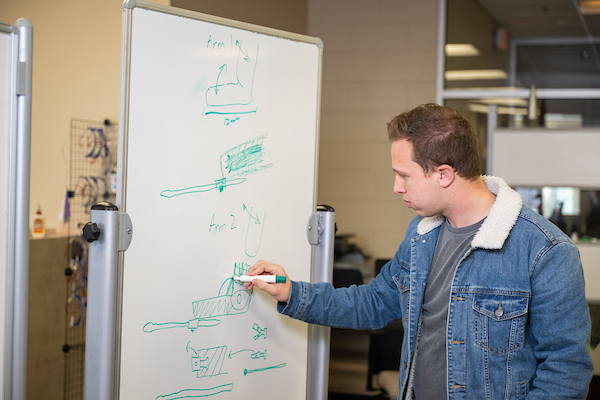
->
[[387, 103, 481, 180]]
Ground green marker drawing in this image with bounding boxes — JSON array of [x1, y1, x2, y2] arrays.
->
[[143, 262, 252, 333], [156, 384, 234, 399], [243, 363, 286, 376], [243, 204, 265, 257], [252, 323, 267, 340], [160, 136, 272, 198], [160, 177, 245, 197], [205, 43, 259, 107], [143, 318, 220, 333], [187, 344, 228, 378], [228, 348, 267, 360]]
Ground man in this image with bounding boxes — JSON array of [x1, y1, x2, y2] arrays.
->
[[245, 103, 594, 399]]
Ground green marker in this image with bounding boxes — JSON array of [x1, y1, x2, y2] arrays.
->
[[233, 275, 286, 283]]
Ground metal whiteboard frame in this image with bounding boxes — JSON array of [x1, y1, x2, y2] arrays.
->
[[308, 206, 335, 400], [83, 2, 327, 400], [1, 18, 33, 400]]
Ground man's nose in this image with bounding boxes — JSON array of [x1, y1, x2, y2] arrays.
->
[[393, 177, 405, 194]]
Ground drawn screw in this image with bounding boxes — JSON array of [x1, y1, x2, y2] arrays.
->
[[243, 363, 286, 376]]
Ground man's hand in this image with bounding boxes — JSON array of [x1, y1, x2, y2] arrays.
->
[[243, 260, 291, 303]]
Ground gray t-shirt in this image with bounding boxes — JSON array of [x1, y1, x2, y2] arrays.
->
[[413, 218, 484, 400]]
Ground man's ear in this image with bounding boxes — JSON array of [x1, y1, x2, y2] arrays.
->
[[437, 164, 455, 188]]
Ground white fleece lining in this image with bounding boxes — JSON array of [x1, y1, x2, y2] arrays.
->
[[416, 175, 522, 250]]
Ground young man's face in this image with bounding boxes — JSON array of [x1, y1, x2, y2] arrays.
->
[[391, 139, 442, 218]]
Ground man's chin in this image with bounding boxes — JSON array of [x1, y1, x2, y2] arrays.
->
[[414, 209, 437, 218]]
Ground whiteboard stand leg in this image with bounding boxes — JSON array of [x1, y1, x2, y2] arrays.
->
[[82, 202, 122, 400], [307, 205, 336, 400], [11, 18, 34, 400]]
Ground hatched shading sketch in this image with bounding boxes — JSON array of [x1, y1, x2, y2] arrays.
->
[[160, 136, 272, 198], [185, 337, 270, 380], [188, 344, 229, 378], [143, 262, 252, 333], [159, 324, 285, 399]]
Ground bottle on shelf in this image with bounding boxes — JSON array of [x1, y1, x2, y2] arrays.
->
[[31, 205, 45, 238]]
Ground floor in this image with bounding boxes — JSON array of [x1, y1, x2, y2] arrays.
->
[[328, 328, 390, 400], [329, 358, 384, 398]]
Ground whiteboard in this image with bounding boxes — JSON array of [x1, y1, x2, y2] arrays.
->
[[117, 3, 322, 399]]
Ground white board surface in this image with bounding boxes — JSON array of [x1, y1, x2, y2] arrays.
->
[[118, 5, 321, 400]]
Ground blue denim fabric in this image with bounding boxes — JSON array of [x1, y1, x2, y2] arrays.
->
[[279, 176, 593, 400]]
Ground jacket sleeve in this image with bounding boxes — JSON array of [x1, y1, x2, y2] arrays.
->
[[527, 240, 594, 399], [276, 258, 404, 330]]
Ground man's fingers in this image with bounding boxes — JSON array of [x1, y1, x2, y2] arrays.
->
[[252, 278, 291, 303]]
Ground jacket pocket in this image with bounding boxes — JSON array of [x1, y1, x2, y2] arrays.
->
[[393, 263, 411, 293], [394, 268, 411, 322], [517, 380, 530, 399], [473, 292, 529, 355]]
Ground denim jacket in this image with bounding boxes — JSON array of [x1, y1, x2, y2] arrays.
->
[[280, 176, 593, 400]]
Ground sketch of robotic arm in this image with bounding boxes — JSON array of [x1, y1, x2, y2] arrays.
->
[[142, 318, 221, 333], [159, 135, 272, 198], [159, 177, 246, 198], [142, 281, 251, 333]]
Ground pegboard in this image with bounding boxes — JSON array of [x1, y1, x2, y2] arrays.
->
[[64, 118, 117, 400], [68, 119, 118, 236]]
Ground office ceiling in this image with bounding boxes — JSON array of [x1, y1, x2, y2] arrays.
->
[[476, 0, 600, 38], [475, 0, 600, 88]]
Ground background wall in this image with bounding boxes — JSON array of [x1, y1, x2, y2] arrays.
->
[[172, 0, 308, 34], [309, 0, 438, 262]]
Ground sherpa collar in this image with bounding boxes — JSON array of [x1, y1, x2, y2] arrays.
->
[[416, 175, 523, 250]]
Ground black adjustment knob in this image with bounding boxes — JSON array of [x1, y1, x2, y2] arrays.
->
[[82, 222, 101, 242]]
